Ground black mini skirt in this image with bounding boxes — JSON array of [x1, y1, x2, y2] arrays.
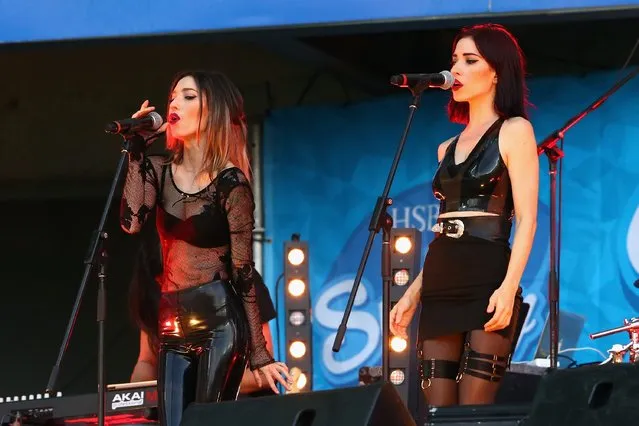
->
[[418, 217, 522, 342]]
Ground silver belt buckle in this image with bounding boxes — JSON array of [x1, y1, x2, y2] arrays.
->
[[431, 219, 465, 239]]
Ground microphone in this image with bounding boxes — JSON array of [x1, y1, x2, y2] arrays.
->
[[390, 71, 454, 90], [104, 112, 163, 134]]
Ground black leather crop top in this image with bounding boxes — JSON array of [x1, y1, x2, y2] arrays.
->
[[432, 118, 514, 219]]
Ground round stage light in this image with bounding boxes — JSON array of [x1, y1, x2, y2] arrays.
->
[[390, 369, 405, 385], [393, 269, 410, 286], [394, 236, 412, 254], [390, 336, 407, 353], [289, 340, 307, 358], [287, 248, 305, 266], [289, 310, 306, 326], [296, 372, 308, 390], [287, 279, 306, 297]]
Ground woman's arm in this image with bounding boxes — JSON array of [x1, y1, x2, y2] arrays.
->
[[238, 323, 274, 394], [501, 117, 539, 288], [130, 330, 157, 382], [225, 178, 291, 393], [405, 269, 423, 302], [225, 183, 273, 369], [120, 135, 160, 234], [485, 117, 538, 332]]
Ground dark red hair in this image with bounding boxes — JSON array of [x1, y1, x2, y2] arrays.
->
[[448, 23, 530, 124]]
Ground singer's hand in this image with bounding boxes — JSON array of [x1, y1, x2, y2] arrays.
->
[[389, 291, 419, 339], [253, 362, 292, 395], [132, 100, 167, 141]]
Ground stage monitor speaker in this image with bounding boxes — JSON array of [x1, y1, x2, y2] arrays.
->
[[424, 403, 530, 425], [180, 382, 416, 426], [524, 363, 639, 425]]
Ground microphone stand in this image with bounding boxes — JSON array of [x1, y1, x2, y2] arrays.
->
[[537, 64, 639, 370], [45, 135, 135, 426], [332, 81, 432, 383]]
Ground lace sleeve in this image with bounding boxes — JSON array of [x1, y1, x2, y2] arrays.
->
[[120, 135, 160, 234], [225, 183, 275, 370]]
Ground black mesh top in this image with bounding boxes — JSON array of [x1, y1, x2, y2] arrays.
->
[[432, 118, 514, 219], [120, 136, 274, 370]]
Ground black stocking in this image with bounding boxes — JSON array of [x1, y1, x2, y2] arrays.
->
[[420, 333, 465, 407], [458, 329, 513, 405]]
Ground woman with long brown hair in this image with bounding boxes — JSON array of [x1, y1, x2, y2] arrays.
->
[[120, 70, 291, 426]]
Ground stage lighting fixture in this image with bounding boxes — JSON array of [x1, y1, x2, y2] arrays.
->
[[389, 227, 422, 416], [283, 237, 313, 392]]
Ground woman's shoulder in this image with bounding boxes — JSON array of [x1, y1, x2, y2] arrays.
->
[[219, 165, 248, 181], [216, 166, 254, 208], [216, 166, 251, 192], [437, 135, 457, 162], [138, 154, 170, 177], [438, 135, 457, 151], [499, 116, 537, 159], [502, 116, 534, 135]]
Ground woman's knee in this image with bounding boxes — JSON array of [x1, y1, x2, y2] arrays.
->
[[419, 334, 466, 406]]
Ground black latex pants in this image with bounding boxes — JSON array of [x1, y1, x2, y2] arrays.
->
[[157, 280, 249, 426]]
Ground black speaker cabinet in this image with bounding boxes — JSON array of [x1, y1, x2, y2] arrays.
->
[[524, 363, 639, 425], [180, 382, 416, 426], [425, 403, 530, 425]]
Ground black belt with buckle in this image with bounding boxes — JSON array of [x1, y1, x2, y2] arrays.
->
[[431, 219, 465, 238], [431, 216, 512, 243]]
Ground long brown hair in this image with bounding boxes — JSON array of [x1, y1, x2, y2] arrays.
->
[[165, 70, 251, 181]]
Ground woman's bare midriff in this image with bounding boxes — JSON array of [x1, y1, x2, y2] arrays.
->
[[438, 211, 499, 219], [159, 240, 230, 293]]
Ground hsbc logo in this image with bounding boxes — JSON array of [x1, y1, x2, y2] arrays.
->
[[111, 391, 145, 410]]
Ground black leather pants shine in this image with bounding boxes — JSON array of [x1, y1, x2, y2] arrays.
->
[[157, 280, 249, 426]]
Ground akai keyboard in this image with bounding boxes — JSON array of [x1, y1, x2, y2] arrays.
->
[[0, 381, 158, 425]]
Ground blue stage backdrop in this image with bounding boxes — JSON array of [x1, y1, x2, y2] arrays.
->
[[1, 0, 638, 44], [262, 70, 639, 391]]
